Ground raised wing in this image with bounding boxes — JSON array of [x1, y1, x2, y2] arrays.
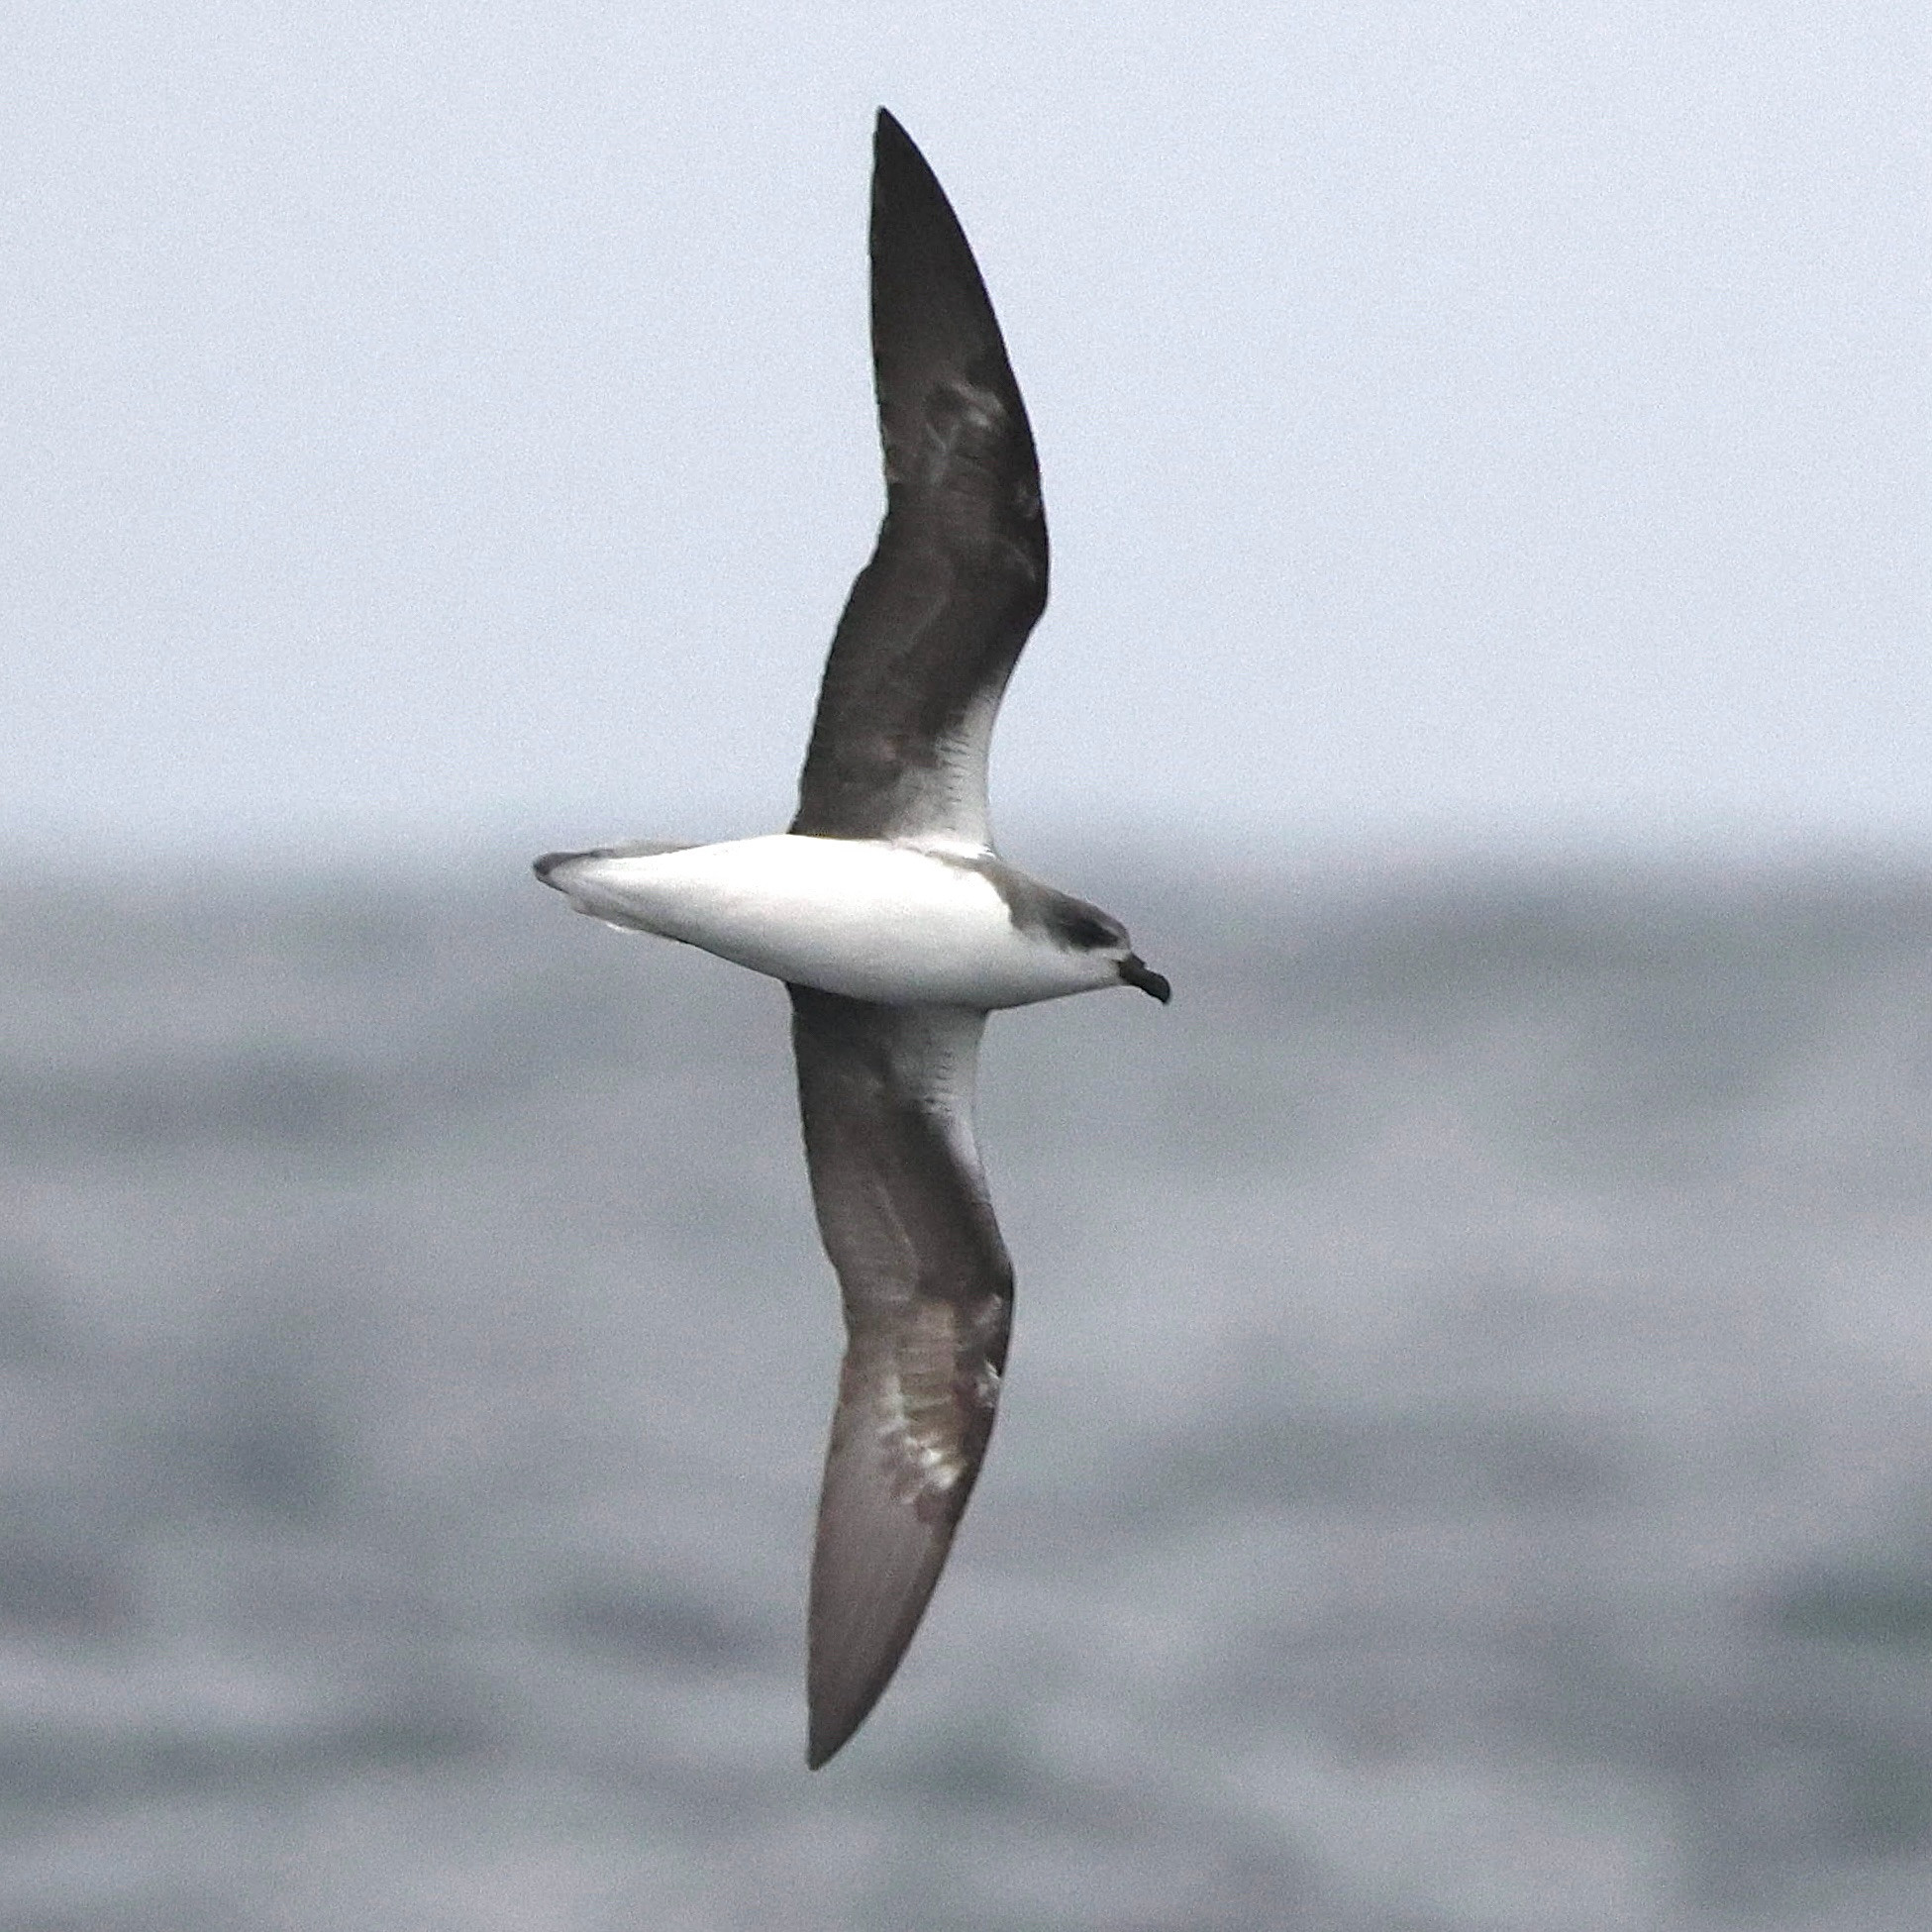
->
[[787, 986, 1013, 1766], [790, 110, 1049, 851]]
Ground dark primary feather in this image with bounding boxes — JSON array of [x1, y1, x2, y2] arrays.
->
[[788, 987, 1013, 1767], [790, 109, 1049, 848]]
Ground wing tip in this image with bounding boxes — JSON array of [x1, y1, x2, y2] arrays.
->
[[802, 1356, 983, 1770], [871, 107, 944, 209], [804, 1618, 920, 1770], [805, 1707, 855, 1771], [804, 1520, 949, 1772], [803, 1642, 892, 1770]]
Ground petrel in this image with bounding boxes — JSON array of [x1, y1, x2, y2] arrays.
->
[[535, 110, 1169, 1767]]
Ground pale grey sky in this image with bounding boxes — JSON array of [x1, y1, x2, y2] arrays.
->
[[4, 3, 1925, 864]]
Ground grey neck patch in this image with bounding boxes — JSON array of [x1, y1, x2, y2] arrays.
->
[[933, 853, 1129, 954]]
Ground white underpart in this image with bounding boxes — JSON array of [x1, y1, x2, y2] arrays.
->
[[923, 680, 1004, 853], [551, 835, 1116, 1009]]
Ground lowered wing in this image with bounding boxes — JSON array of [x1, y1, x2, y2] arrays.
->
[[787, 985, 1013, 1766]]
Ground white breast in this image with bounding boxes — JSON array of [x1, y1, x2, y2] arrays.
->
[[552, 835, 1107, 1008]]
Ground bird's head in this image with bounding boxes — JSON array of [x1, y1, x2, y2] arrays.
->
[[1040, 896, 1170, 1003]]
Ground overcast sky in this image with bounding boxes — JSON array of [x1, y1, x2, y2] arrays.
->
[[4, 3, 1925, 866]]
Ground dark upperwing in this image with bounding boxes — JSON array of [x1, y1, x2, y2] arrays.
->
[[790, 110, 1049, 850]]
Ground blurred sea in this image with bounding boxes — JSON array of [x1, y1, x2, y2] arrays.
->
[[3, 849, 1932, 1930]]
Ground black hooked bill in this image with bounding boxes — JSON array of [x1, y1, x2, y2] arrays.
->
[[1119, 955, 1171, 1003]]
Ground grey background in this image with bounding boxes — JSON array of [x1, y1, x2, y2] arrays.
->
[[7, 861, 1932, 1928], [2, 2, 1925, 862], [5, 6, 1932, 1928]]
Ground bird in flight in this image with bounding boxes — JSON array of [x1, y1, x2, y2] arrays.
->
[[535, 110, 1168, 1767]]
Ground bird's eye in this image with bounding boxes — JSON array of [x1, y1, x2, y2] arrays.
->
[[1060, 912, 1120, 951]]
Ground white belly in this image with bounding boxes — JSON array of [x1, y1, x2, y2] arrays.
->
[[550, 836, 1105, 1008]]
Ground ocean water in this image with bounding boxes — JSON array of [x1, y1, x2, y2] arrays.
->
[[2, 851, 1931, 1930]]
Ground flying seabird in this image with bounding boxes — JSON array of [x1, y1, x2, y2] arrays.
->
[[535, 110, 1169, 1768]]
